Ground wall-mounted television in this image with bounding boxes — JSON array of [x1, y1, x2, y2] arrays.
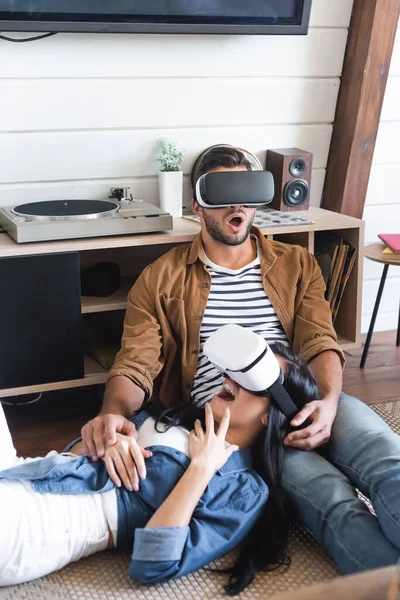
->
[[0, 1, 313, 36]]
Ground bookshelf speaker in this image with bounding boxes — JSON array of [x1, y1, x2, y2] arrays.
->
[[266, 148, 313, 212]]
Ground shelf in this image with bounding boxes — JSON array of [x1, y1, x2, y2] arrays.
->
[[0, 208, 364, 259], [0, 355, 108, 399], [0, 207, 364, 398], [81, 279, 131, 314]]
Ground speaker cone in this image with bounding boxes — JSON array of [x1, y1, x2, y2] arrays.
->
[[284, 179, 309, 206], [289, 157, 307, 177]]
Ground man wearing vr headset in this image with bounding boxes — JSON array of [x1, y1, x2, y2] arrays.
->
[[79, 145, 400, 576]]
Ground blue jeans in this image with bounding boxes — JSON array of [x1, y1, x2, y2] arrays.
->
[[282, 393, 400, 573]]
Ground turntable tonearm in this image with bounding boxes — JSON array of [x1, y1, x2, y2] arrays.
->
[[0, 189, 173, 243]]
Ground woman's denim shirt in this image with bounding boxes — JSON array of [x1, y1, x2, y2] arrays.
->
[[0, 411, 269, 584]]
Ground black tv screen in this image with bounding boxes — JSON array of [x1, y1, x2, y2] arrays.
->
[[0, 1, 313, 35]]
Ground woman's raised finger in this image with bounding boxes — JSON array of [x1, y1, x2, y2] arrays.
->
[[194, 419, 204, 438], [204, 403, 215, 435], [217, 407, 231, 439]]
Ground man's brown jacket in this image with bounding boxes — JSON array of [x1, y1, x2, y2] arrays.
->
[[109, 227, 344, 407]]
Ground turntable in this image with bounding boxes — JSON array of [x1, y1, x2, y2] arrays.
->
[[0, 190, 173, 243]]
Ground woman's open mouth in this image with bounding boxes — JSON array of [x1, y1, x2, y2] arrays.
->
[[215, 381, 236, 402]]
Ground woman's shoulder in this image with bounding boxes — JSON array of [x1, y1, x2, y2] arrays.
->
[[201, 455, 269, 512]]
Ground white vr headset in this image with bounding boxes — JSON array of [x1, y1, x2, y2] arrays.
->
[[195, 170, 275, 209], [203, 324, 300, 421]]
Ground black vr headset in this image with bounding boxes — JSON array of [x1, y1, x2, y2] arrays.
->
[[195, 171, 274, 209], [191, 144, 275, 209]]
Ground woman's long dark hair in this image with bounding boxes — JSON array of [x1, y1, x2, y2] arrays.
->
[[145, 342, 319, 595]]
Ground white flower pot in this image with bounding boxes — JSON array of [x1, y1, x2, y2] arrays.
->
[[158, 170, 183, 218]]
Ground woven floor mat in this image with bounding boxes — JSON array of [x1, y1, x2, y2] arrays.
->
[[1, 401, 398, 600]]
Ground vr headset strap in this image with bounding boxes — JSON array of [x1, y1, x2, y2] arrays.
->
[[268, 380, 299, 421]]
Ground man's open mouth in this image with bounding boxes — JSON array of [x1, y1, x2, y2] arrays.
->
[[227, 213, 245, 227]]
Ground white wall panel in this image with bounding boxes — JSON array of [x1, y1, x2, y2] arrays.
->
[[310, 0, 354, 28], [381, 76, 400, 121], [389, 28, 400, 76], [0, 78, 339, 132], [0, 124, 332, 184], [0, 168, 326, 211], [0, 177, 160, 208], [373, 122, 400, 164], [366, 164, 400, 206], [0, 29, 348, 79], [309, 169, 325, 207], [362, 278, 400, 317], [363, 204, 400, 244], [361, 311, 399, 334]]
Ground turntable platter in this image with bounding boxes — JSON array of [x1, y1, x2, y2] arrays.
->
[[12, 200, 119, 221]]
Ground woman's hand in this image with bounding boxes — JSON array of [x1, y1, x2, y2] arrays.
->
[[189, 404, 239, 476], [103, 432, 153, 491], [81, 412, 138, 460], [144, 404, 238, 530]]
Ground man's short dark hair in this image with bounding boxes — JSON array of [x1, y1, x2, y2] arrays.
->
[[190, 145, 253, 189]]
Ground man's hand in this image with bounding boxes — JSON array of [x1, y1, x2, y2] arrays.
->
[[283, 398, 338, 451], [103, 432, 153, 490], [81, 413, 137, 460]]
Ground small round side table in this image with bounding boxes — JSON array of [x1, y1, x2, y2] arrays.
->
[[360, 242, 400, 368]]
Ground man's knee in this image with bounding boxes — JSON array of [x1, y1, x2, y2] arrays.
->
[[282, 447, 336, 496], [332, 393, 396, 449], [282, 448, 365, 536]]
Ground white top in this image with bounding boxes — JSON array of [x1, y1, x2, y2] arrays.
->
[[137, 416, 191, 457]]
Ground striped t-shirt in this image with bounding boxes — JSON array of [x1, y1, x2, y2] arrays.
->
[[191, 239, 290, 405]]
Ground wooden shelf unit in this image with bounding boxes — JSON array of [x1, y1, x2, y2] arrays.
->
[[0, 355, 108, 399], [0, 207, 364, 398], [81, 278, 132, 314]]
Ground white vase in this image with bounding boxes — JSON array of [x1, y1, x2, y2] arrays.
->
[[158, 170, 183, 218]]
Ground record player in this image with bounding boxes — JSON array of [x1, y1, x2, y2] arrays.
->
[[0, 188, 173, 243]]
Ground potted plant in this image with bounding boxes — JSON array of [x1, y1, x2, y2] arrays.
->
[[157, 139, 184, 218]]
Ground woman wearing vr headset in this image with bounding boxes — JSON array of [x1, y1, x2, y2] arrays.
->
[[0, 329, 317, 594]]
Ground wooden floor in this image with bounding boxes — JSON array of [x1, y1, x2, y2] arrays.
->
[[3, 330, 400, 458], [342, 330, 400, 405]]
